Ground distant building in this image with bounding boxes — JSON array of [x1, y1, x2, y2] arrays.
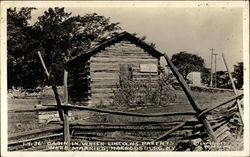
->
[[187, 72, 201, 86]]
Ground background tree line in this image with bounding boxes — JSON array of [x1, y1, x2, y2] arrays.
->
[[7, 7, 243, 91], [8, 7, 121, 90]]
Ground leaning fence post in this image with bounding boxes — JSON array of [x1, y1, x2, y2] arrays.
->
[[63, 70, 70, 150], [37, 51, 64, 121], [222, 53, 244, 125], [163, 53, 217, 142]]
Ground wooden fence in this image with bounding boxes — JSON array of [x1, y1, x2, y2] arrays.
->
[[8, 92, 243, 150], [7, 52, 244, 151]]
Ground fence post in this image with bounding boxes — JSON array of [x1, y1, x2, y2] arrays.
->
[[222, 53, 244, 125], [37, 51, 64, 121], [63, 70, 70, 150], [163, 54, 217, 142]]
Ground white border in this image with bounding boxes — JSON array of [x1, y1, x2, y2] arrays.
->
[[1, 1, 249, 157]]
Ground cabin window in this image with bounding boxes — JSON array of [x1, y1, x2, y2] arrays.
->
[[139, 64, 157, 73], [119, 64, 133, 81]]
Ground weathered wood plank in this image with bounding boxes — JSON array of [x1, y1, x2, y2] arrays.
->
[[215, 124, 230, 138], [133, 77, 158, 81], [133, 72, 158, 76], [93, 54, 153, 59], [91, 72, 119, 79], [90, 57, 158, 63], [91, 84, 117, 89], [91, 79, 118, 85], [90, 62, 140, 68], [90, 59, 158, 64], [91, 93, 114, 98], [90, 72, 158, 80], [90, 88, 115, 94], [217, 130, 231, 142]]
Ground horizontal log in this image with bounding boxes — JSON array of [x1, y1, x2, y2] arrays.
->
[[133, 72, 158, 76], [8, 125, 63, 140], [45, 104, 197, 117], [198, 93, 243, 118], [102, 47, 145, 52], [211, 120, 229, 131], [91, 79, 118, 85], [71, 125, 199, 131], [91, 69, 119, 73], [90, 92, 113, 96], [92, 54, 154, 59], [90, 60, 157, 64], [90, 73, 158, 81], [217, 130, 231, 142], [90, 88, 114, 94], [90, 57, 158, 63], [66, 120, 199, 126], [215, 124, 230, 138], [91, 84, 117, 89], [154, 122, 186, 141], [91, 72, 119, 79], [53, 121, 187, 127], [133, 77, 158, 80], [90, 68, 141, 73], [8, 107, 60, 113], [90, 62, 140, 69], [105, 48, 147, 53]]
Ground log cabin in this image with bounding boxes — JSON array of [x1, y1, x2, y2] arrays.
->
[[66, 32, 164, 106]]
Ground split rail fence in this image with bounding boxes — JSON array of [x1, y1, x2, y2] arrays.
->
[[8, 53, 244, 151]]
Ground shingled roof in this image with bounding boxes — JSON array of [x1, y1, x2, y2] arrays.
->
[[66, 31, 164, 66]]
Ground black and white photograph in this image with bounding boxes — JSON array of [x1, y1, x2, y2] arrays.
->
[[1, 1, 249, 156]]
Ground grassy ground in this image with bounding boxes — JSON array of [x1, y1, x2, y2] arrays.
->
[[8, 88, 234, 133], [7, 87, 243, 151]]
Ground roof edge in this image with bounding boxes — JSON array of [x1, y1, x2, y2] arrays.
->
[[66, 31, 164, 67]]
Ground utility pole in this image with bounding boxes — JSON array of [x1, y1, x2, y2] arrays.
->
[[210, 48, 215, 87], [214, 53, 218, 88]]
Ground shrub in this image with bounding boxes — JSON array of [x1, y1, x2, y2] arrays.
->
[[110, 73, 176, 107]]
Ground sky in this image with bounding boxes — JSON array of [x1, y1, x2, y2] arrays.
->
[[30, 7, 243, 71]]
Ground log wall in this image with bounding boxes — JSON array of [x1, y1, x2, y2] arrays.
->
[[89, 40, 159, 106], [67, 60, 91, 105]]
